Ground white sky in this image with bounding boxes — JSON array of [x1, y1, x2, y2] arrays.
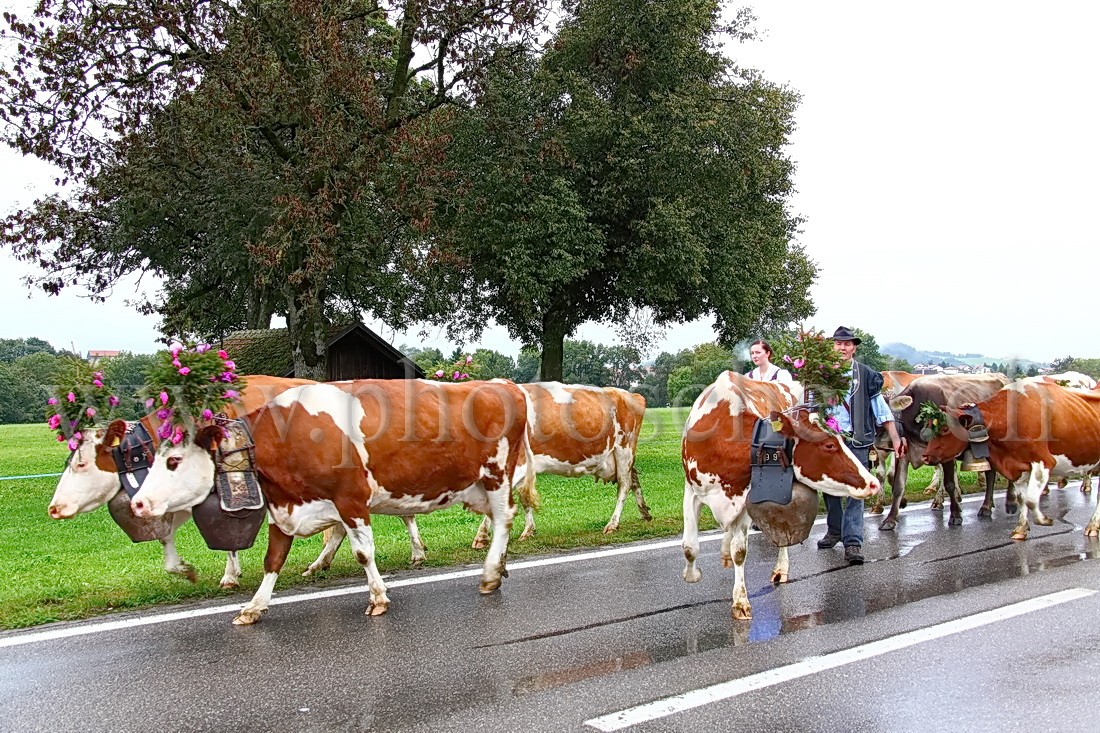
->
[[2, 0, 1096, 363]]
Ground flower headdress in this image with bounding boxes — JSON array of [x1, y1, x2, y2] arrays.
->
[[771, 326, 853, 414], [45, 357, 120, 451], [916, 401, 948, 442], [139, 342, 247, 445], [430, 354, 476, 382]]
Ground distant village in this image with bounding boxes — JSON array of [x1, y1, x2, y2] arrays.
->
[[911, 363, 1055, 376]]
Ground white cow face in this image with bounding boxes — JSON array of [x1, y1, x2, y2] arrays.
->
[[48, 420, 128, 519], [130, 426, 222, 519]]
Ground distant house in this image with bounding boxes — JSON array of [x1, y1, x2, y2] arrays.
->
[[912, 363, 945, 375], [87, 350, 120, 365], [219, 322, 424, 381], [974, 365, 992, 374]]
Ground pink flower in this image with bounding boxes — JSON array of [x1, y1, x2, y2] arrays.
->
[[159, 391, 169, 405], [453, 371, 460, 380], [217, 350, 229, 359], [825, 417, 841, 432], [157, 421, 173, 439], [108, 396, 120, 407], [460, 373, 469, 380], [223, 389, 239, 399], [196, 344, 211, 354], [145, 398, 155, 408], [73, 431, 82, 441], [172, 358, 182, 368], [67, 392, 76, 402], [434, 369, 444, 378], [48, 414, 61, 430], [156, 408, 171, 420], [223, 360, 236, 370], [202, 409, 213, 420], [85, 407, 96, 418], [70, 419, 78, 428], [171, 428, 184, 445], [783, 355, 792, 363], [169, 341, 183, 355], [56, 434, 66, 443], [465, 356, 473, 364], [221, 372, 235, 382], [48, 397, 58, 405], [68, 438, 79, 451], [178, 367, 191, 376], [94, 372, 103, 379], [93, 379, 104, 387], [793, 358, 805, 369]]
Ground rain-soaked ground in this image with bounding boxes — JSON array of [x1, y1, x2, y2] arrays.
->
[[4, 485, 1100, 732]]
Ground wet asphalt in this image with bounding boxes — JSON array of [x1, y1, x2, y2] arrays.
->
[[3, 485, 1100, 732]]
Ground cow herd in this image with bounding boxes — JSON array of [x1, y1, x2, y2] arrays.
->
[[46, 368, 1100, 623]]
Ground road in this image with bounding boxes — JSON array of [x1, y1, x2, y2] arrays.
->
[[3, 485, 1100, 732]]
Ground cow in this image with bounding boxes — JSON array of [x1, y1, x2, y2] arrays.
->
[[680, 372, 880, 619], [471, 383, 648, 548], [883, 373, 1012, 530], [922, 381, 1100, 540], [129, 379, 529, 624], [1027, 371, 1098, 390], [46, 375, 317, 588], [870, 372, 943, 512]]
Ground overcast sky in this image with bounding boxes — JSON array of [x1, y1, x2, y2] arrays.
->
[[2, 1, 1096, 363]]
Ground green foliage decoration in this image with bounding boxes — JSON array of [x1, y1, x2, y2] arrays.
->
[[916, 401, 948, 442], [139, 342, 247, 443], [43, 356, 120, 450], [770, 327, 852, 414]]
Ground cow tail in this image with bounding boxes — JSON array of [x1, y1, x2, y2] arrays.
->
[[518, 435, 541, 511]]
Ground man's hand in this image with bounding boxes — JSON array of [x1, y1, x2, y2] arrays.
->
[[886, 422, 904, 458]]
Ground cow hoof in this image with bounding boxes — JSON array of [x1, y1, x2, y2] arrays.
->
[[930, 500, 943, 510], [731, 605, 752, 621], [771, 571, 788, 584], [721, 556, 734, 569], [518, 528, 535, 541], [879, 518, 897, 532], [1085, 527, 1099, 537], [639, 509, 653, 522], [1005, 504, 1019, 515], [683, 567, 701, 583], [1041, 487, 1050, 496], [233, 610, 263, 625], [1036, 516, 1054, 527], [479, 578, 502, 594], [900, 497, 908, 508], [471, 539, 487, 550], [1011, 531, 1028, 541], [219, 580, 240, 590], [601, 523, 619, 534], [949, 515, 963, 527], [366, 602, 389, 616], [978, 507, 993, 519], [869, 505, 883, 515]]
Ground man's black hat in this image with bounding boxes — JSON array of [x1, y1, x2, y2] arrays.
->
[[830, 326, 861, 345]]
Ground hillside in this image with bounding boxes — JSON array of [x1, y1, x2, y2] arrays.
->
[[881, 343, 1043, 369]]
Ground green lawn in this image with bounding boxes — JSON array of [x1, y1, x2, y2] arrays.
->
[[0, 410, 969, 629]]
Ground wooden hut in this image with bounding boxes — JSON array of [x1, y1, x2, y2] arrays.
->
[[220, 322, 424, 380]]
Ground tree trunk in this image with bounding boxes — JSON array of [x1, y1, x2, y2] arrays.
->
[[285, 284, 328, 381], [539, 314, 567, 382]]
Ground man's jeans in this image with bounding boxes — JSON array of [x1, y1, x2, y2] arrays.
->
[[823, 445, 871, 547]]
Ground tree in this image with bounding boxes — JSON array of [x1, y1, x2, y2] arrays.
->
[[1, 1, 546, 378], [663, 342, 735, 406], [99, 352, 159, 420], [513, 346, 541, 383], [1050, 355, 1075, 372], [0, 337, 57, 362], [468, 348, 515, 380], [441, 0, 814, 380], [853, 328, 890, 371], [0, 362, 47, 423]]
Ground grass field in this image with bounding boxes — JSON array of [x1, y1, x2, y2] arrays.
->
[[0, 409, 974, 630]]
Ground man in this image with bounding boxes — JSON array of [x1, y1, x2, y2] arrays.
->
[[817, 327, 904, 564]]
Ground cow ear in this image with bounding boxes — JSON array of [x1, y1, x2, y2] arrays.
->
[[195, 425, 224, 453], [104, 419, 128, 448], [890, 395, 913, 412]]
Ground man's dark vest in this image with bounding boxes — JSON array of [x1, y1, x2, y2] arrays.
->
[[846, 360, 883, 449]]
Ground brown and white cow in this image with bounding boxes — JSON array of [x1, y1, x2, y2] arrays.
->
[[46, 375, 317, 588], [870, 372, 944, 511], [884, 373, 1012, 530], [471, 383, 648, 548], [681, 372, 880, 619], [922, 381, 1100, 540], [130, 380, 528, 623]]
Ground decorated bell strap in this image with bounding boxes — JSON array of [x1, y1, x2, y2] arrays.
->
[[112, 421, 156, 498], [750, 417, 795, 506], [213, 418, 264, 512]]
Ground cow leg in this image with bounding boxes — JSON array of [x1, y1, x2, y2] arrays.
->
[[629, 464, 652, 522], [1022, 463, 1053, 527], [603, 450, 637, 533], [978, 469, 997, 519], [870, 453, 888, 514], [729, 512, 753, 620], [516, 461, 540, 540], [402, 516, 427, 565], [161, 511, 197, 583], [880, 454, 909, 531], [681, 483, 703, 583], [1011, 477, 1032, 540], [1084, 474, 1094, 495], [927, 464, 944, 508], [1085, 484, 1100, 537], [302, 522, 346, 576], [943, 462, 963, 526], [472, 515, 492, 550], [235, 525, 294, 625], [219, 552, 241, 589], [343, 518, 390, 616], [478, 480, 515, 594], [771, 546, 790, 584]]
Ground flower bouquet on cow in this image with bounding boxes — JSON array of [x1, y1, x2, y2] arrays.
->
[[45, 357, 122, 451], [139, 342, 248, 443], [769, 327, 852, 416]]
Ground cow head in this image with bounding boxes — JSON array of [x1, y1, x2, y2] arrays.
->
[[889, 381, 950, 466], [130, 426, 224, 519], [48, 420, 128, 519], [772, 409, 880, 499], [921, 406, 971, 465]]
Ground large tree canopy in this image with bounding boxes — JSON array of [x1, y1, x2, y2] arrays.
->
[[440, 0, 815, 379], [0, 0, 543, 378]]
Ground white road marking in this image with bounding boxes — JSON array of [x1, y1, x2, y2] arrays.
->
[[0, 493, 993, 650], [584, 587, 1096, 731]]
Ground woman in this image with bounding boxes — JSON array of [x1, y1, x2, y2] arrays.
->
[[746, 340, 793, 383]]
